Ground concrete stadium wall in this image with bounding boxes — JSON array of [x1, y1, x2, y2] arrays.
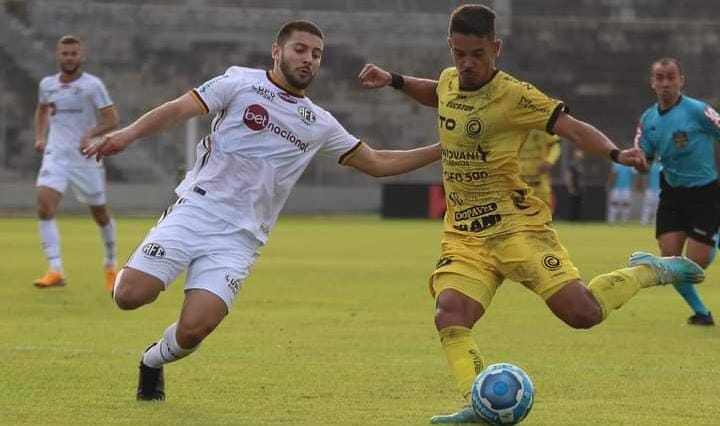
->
[[2, 0, 720, 215], [0, 181, 381, 215]]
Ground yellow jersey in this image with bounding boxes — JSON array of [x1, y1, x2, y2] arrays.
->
[[436, 67, 566, 238], [519, 130, 561, 205]]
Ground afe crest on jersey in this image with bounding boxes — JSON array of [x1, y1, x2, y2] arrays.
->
[[297, 106, 316, 125]]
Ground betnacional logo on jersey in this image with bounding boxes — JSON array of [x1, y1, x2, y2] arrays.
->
[[142, 243, 165, 258], [244, 105, 270, 131], [672, 131, 688, 149], [297, 106, 316, 125], [243, 104, 309, 152]]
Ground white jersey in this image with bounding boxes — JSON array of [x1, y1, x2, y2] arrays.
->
[[38, 72, 113, 167], [177, 66, 362, 243]]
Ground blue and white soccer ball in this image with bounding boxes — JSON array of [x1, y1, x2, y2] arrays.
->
[[471, 363, 534, 425]]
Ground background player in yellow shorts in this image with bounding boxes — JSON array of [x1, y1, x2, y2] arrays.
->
[[359, 4, 705, 424], [518, 129, 561, 210]]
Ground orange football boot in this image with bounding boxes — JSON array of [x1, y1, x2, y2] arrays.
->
[[105, 266, 118, 293], [33, 271, 66, 288]]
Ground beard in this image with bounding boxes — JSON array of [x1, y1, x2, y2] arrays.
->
[[60, 64, 81, 75], [279, 58, 314, 90]]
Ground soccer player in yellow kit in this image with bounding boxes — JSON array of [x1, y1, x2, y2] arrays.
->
[[359, 4, 705, 424], [518, 130, 561, 209]]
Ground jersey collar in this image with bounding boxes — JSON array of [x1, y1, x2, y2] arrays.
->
[[266, 70, 305, 98], [657, 95, 682, 116]]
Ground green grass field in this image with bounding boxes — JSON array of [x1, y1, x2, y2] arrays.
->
[[1, 216, 719, 425]]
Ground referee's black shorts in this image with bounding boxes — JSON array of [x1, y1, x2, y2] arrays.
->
[[656, 176, 720, 246]]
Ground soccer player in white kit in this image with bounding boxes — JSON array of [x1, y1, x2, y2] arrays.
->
[[34, 35, 119, 291], [84, 21, 441, 401]]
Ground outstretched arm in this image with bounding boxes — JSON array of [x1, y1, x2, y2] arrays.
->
[[553, 112, 646, 169], [358, 63, 438, 108], [83, 93, 205, 161], [34, 103, 50, 153], [344, 142, 441, 177], [80, 106, 120, 150]]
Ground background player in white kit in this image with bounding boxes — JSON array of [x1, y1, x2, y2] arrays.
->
[[84, 21, 441, 401], [34, 35, 119, 291]]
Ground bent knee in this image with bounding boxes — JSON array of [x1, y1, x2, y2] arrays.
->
[[114, 285, 147, 310], [113, 276, 162, 310], [561, 307, 603, 329]]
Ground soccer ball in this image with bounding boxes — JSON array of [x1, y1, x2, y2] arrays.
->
[[471, 363, 534, 425]]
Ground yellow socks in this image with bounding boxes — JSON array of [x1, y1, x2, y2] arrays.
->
[[439, 326, 484, 402], [588, 265, 657, 320]]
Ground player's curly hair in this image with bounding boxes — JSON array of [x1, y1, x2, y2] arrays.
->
[[276, 21, 324, 46], [449, 4, 496, 39]]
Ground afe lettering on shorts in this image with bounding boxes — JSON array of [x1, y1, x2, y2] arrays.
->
[[542, 254, 561, 271], [142, 243, 165, 258]]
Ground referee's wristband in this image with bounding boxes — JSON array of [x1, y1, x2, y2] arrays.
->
[[389, 72, 405, 90], [609, 149, 621, 164]]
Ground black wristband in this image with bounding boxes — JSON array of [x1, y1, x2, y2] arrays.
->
[[609, 149, 621, 164], [389, 72, 405, 90]]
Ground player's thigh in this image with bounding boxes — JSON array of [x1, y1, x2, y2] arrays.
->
[[429, 238, 503, 311], [184, 229, 261, 312], [36, 161, 69, 198], [68, 167, 107, 205], [501, 228, 581, 301], [116, 266, 165, 301], [657, 231, 686, 256], [685, 238, 715, 268]]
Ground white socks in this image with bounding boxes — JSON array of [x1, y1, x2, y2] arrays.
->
[[39, 218, 116, 272], [142, 323, 199, 368], [99, 219, 116, 268], [39, 219, 63, 272]]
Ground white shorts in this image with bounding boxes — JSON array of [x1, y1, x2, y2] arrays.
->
[[609, 189, 632, 204], [126, 203, 262, 311], [36, 160, 107, 205]]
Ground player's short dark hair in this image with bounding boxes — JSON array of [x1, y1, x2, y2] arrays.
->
[[276, 21, 324, 46], [449, 4, 496, 39], [57, 34, 81, 46], [651, 57, 683, 75]]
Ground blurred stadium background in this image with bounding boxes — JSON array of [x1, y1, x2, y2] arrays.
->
[[1, 0, 719, 216]]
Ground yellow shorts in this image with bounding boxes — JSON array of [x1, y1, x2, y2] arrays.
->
[[429, 226, 580, 309], [533, 189, 552, 208]]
